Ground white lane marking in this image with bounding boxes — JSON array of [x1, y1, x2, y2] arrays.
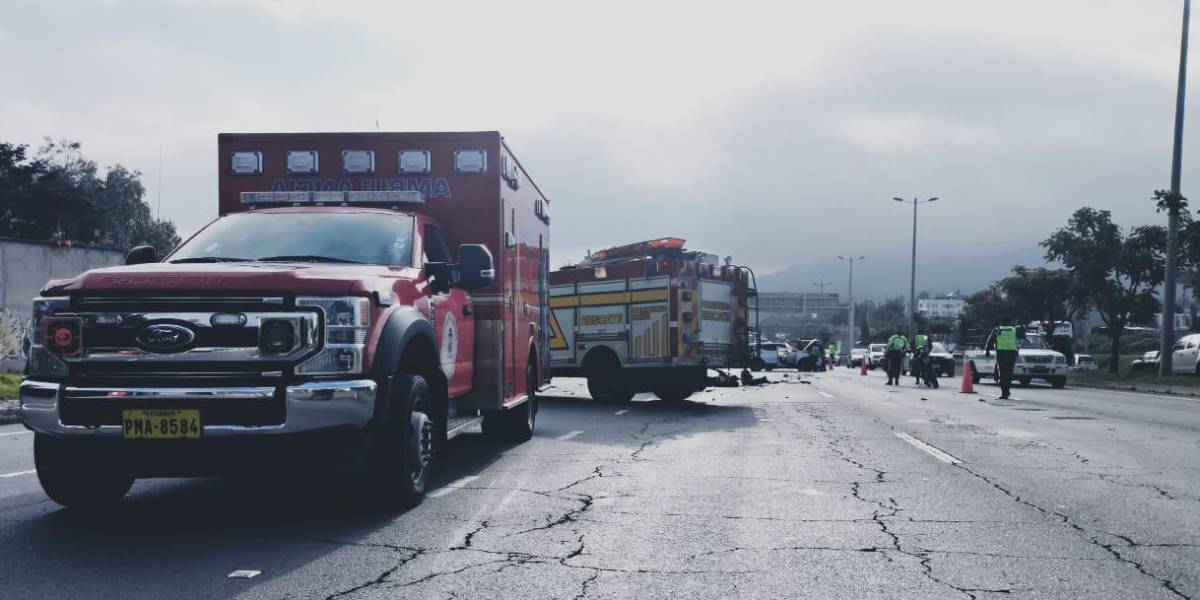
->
[[227, 570, 262, 579], [556, 430, 584, 441], [428, 475, 480, 498], [0, 430, 31, 438], [894, 432, 962, 465], [614, 409, 630, 416], [0, 469, 36, 479], [817, 390, 834, 399]]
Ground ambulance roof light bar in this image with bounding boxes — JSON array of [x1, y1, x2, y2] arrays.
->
[[590, 237, 686, 262], [240, 190, 425, 206]]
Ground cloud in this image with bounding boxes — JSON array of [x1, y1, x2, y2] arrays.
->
[[1, 0, 1192, 300]]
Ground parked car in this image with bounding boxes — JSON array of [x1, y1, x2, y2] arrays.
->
[[1072, 354, 1098, 371], [1129, 350, 1159, 373], [927, 342, 955, 377], [867, 343, 886, 370], [849, 347, 869, 367], [1167, 334, 1200, 374], [752, 341, 786, 371]]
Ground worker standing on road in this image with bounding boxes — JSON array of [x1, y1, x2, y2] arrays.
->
[[912, 333, 929, 386], [827, 342, 838, 369], [985, 325, 1024, 399], [884, 331, 908, 385]]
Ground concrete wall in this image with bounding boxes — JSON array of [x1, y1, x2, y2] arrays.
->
[[0, 239, 124, 371]]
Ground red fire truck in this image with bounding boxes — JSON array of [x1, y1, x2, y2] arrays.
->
[[548, 238, 758, 403], [20, 131, 550, 509]]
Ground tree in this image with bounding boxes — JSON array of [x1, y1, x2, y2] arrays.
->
[[958, 285, 1017, 343], [1000, 266, 1082, 357], [1042, 208, 1164, 373], [0, 139, 179, 256]]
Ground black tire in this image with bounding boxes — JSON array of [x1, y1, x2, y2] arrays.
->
[[362, 374, 434, 510], [1018, 377, 1031, 387], [34, 434, 133, 510], [1050, 376, 1066, 389], [750, 359, 765, 372], [483, 363, 538, 442], [652, 377, 694, 403], [586, 352, 634, 403], [765, 365, 774, 372]]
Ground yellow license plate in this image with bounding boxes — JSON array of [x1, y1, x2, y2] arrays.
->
[[122, 409, 202, 439]]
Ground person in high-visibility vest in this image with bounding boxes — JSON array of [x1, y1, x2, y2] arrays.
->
[[884, 332, 908, 385], [827, 343, 838, 369], [912, 333, 929, 386], [986, 325, 1025, 399]]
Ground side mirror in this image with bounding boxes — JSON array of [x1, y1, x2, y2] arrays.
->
[[455, 244, 495, 290], [125, 245, 158, 265]]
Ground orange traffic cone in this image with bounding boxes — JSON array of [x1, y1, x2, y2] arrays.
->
[[960, 356, 974, 393], [860, 356, 868, 376]]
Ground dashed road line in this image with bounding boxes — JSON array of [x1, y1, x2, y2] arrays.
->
[[556, 430, 584, 441], [894, 432, 962, 465], [428, 475, 479, 498], [613, 409, 630, 416], [0, 430, 31, 438], [0, 469, 36, 479], [816, 390, 834, 399]]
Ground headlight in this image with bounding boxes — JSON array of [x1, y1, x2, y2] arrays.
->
[[1053, 356, 1066, 365], [296, 296, 371, 375], [26, 297, 74, 378]]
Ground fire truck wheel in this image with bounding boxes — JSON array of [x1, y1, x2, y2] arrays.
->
[[34, 434, 133, 510], [364, 374, 433, 509], [653, 382, 693, 403], [482, 363, 538, 442], [585, 352, 634, 403]]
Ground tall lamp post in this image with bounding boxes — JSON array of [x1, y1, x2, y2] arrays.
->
[[837, 255, 865, 356], [893, 197, 939, 338], [1161, 0, 1191, 377]]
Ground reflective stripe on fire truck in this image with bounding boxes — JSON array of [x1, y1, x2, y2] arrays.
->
[[548, 288, 669, 308]]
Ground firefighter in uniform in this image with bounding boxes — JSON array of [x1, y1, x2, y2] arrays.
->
[[885, 332, 908, 385], [986, 325, 1024, 399]]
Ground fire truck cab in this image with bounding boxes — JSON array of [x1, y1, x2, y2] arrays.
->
[[21, 131, 550, 510], [548, 238, 758, 403]]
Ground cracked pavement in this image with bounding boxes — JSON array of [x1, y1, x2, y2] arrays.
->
[[1, 368, 1199, 599]]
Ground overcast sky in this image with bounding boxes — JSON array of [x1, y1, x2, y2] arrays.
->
[[2, 0, 1197, 299]]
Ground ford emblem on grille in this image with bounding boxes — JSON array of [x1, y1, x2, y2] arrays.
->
[[135, 323, 196, 352]]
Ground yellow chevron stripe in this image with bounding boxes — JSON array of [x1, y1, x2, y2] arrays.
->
[[549, 288, 669, 308]]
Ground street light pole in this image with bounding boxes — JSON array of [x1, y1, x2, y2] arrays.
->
[[838, 255, 865, 356], [894, 197, 939, 339], [1161, 0, 1191, 377]]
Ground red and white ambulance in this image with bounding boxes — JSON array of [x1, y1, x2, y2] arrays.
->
[[21, 131, 550, 509]]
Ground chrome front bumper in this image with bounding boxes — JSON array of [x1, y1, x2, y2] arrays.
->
[[20, 379, 377, 437]]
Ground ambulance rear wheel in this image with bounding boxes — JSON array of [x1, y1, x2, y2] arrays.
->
[[483, 363, 538, 442]]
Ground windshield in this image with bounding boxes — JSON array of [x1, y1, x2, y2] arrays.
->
[[869, 344, 885, 352], [170, 212, 414, 266], [931, 343, 948, 353], [1018, 334, 1049, 350]]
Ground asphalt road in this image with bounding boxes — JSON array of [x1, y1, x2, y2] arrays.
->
[[1, 369, 1198, 599]]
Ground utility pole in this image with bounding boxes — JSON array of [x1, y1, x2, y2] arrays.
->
[[838, 256, 865, 354], [1161, 0, 1191, 377], [893, 197, 939, 338]]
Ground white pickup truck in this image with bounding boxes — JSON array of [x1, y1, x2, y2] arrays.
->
[[965, 333, 1068, 388]]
